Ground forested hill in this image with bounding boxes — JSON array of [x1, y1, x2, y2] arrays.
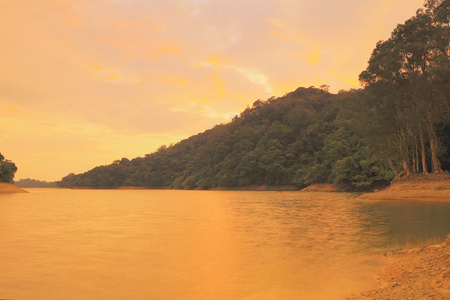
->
[[58, 0, 450, 190], [57, 87, 395, 190]]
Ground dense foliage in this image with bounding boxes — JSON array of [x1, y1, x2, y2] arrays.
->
[[58, 87, 395, 190], [352, 0, 450, 176], [0, 153, 17, 183]]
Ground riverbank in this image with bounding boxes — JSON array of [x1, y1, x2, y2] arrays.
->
[[358, 173, 450, 202], [0, 182, 28, 193], [348, 234, 450, 299], [209, 185, 300, 191]]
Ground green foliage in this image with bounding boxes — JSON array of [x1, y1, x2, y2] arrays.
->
[[0, 153, 17, 183], [356, 0, 450, 175], [58, 87, 393, 190]]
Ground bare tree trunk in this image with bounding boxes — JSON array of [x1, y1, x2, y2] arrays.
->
[[387, 157, 400, 177], [414, 136, 419, 173], [426, 112, 442, 173], [400, 129, 411, 176], [429, 131, 442, 173], [419, 123, 428, 173]]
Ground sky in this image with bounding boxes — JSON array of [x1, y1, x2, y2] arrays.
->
[[1, 0, 424, 181]]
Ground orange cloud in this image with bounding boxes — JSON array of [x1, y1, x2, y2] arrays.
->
[[305, 47, 323, 65], [204, 56, 233, 70], [145, 43, 182, 60], [205, 74, 226, 98], [147, 76, 191, 87], [0, 0, 427, 181], [290, 47, 324, 65], [85, 63, 104, 72]]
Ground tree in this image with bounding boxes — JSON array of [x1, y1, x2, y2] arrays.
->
[[0, 153, 18, 183], [358, 0, 450, 175]]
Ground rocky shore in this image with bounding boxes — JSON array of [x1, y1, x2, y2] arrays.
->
[[349, 234, 450, 299], [348, 174, 450, 299]]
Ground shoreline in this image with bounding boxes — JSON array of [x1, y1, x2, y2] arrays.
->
[[348, 234, 450, 299], [0, 182, 29, 193], [52, 174, 449, 199], [357, 174, 450, 202]]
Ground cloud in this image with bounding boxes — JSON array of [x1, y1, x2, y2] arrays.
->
[[0, 0, 426, 180], [0, 99, 184, 181]]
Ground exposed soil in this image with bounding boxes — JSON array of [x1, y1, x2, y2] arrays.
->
[[300, 183, 341, 192], [117, 186, 162, 190], [210, 185, 301, 191], [348, 234, 450, 300], [0, 182, 29, 193], [358, 174, 450, 202], [349, 174, 450, 299]]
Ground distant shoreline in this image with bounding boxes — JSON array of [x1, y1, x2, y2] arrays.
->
[[43, 174, 450, 201]]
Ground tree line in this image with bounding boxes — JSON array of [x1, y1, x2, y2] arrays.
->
[[14, 178, 57, 188], [58, 0, 449, 190], [352, 0, 450, 177]]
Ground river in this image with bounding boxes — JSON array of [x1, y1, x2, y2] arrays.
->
[[1, 189, 450, 299]]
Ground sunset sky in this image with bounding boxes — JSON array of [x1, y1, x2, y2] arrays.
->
[[1, 0, 424, 181]]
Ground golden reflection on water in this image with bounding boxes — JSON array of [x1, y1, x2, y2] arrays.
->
[[1, 189, 449, 299]]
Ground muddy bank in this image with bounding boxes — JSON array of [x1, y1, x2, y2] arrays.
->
[[348, 234, 450, 299], [358, 174, 450, 202], [0, 182, 29, 193]]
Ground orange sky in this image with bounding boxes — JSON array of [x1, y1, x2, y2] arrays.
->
[[0, 0, 424, 181]]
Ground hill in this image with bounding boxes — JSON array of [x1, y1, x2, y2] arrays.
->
[[57, 1, 450, 191], [57, 87, 397, 190]]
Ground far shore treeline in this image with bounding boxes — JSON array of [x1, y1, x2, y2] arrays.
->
[[14, 178, 57, 188], [58, 0, 450, 191]]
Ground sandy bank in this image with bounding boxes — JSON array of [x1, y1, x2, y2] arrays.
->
[[118, 186, 152, 190], [300, 183, 341, 192], [209, 185, 300, 191], [349, 234, 450, 299], [0, 182, 29, 193], [358, 174, 450, 202]]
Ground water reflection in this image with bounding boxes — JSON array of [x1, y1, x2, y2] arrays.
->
[[1, 189, 450, 299]]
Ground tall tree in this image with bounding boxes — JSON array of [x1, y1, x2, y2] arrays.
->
[[358, 0, 449, 175]]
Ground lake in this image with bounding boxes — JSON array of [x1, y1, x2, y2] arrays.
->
[[1, 189, 450, 299]]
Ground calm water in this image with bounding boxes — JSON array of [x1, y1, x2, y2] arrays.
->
[[1, 189, 450, 300]]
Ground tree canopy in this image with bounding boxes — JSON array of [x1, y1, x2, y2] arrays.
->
[[0, 153, 17, 183], [355, 0, 450, 176], [58, 87, 397, 190]]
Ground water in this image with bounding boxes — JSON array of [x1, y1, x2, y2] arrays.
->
[[1, 189, 450, 300]]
